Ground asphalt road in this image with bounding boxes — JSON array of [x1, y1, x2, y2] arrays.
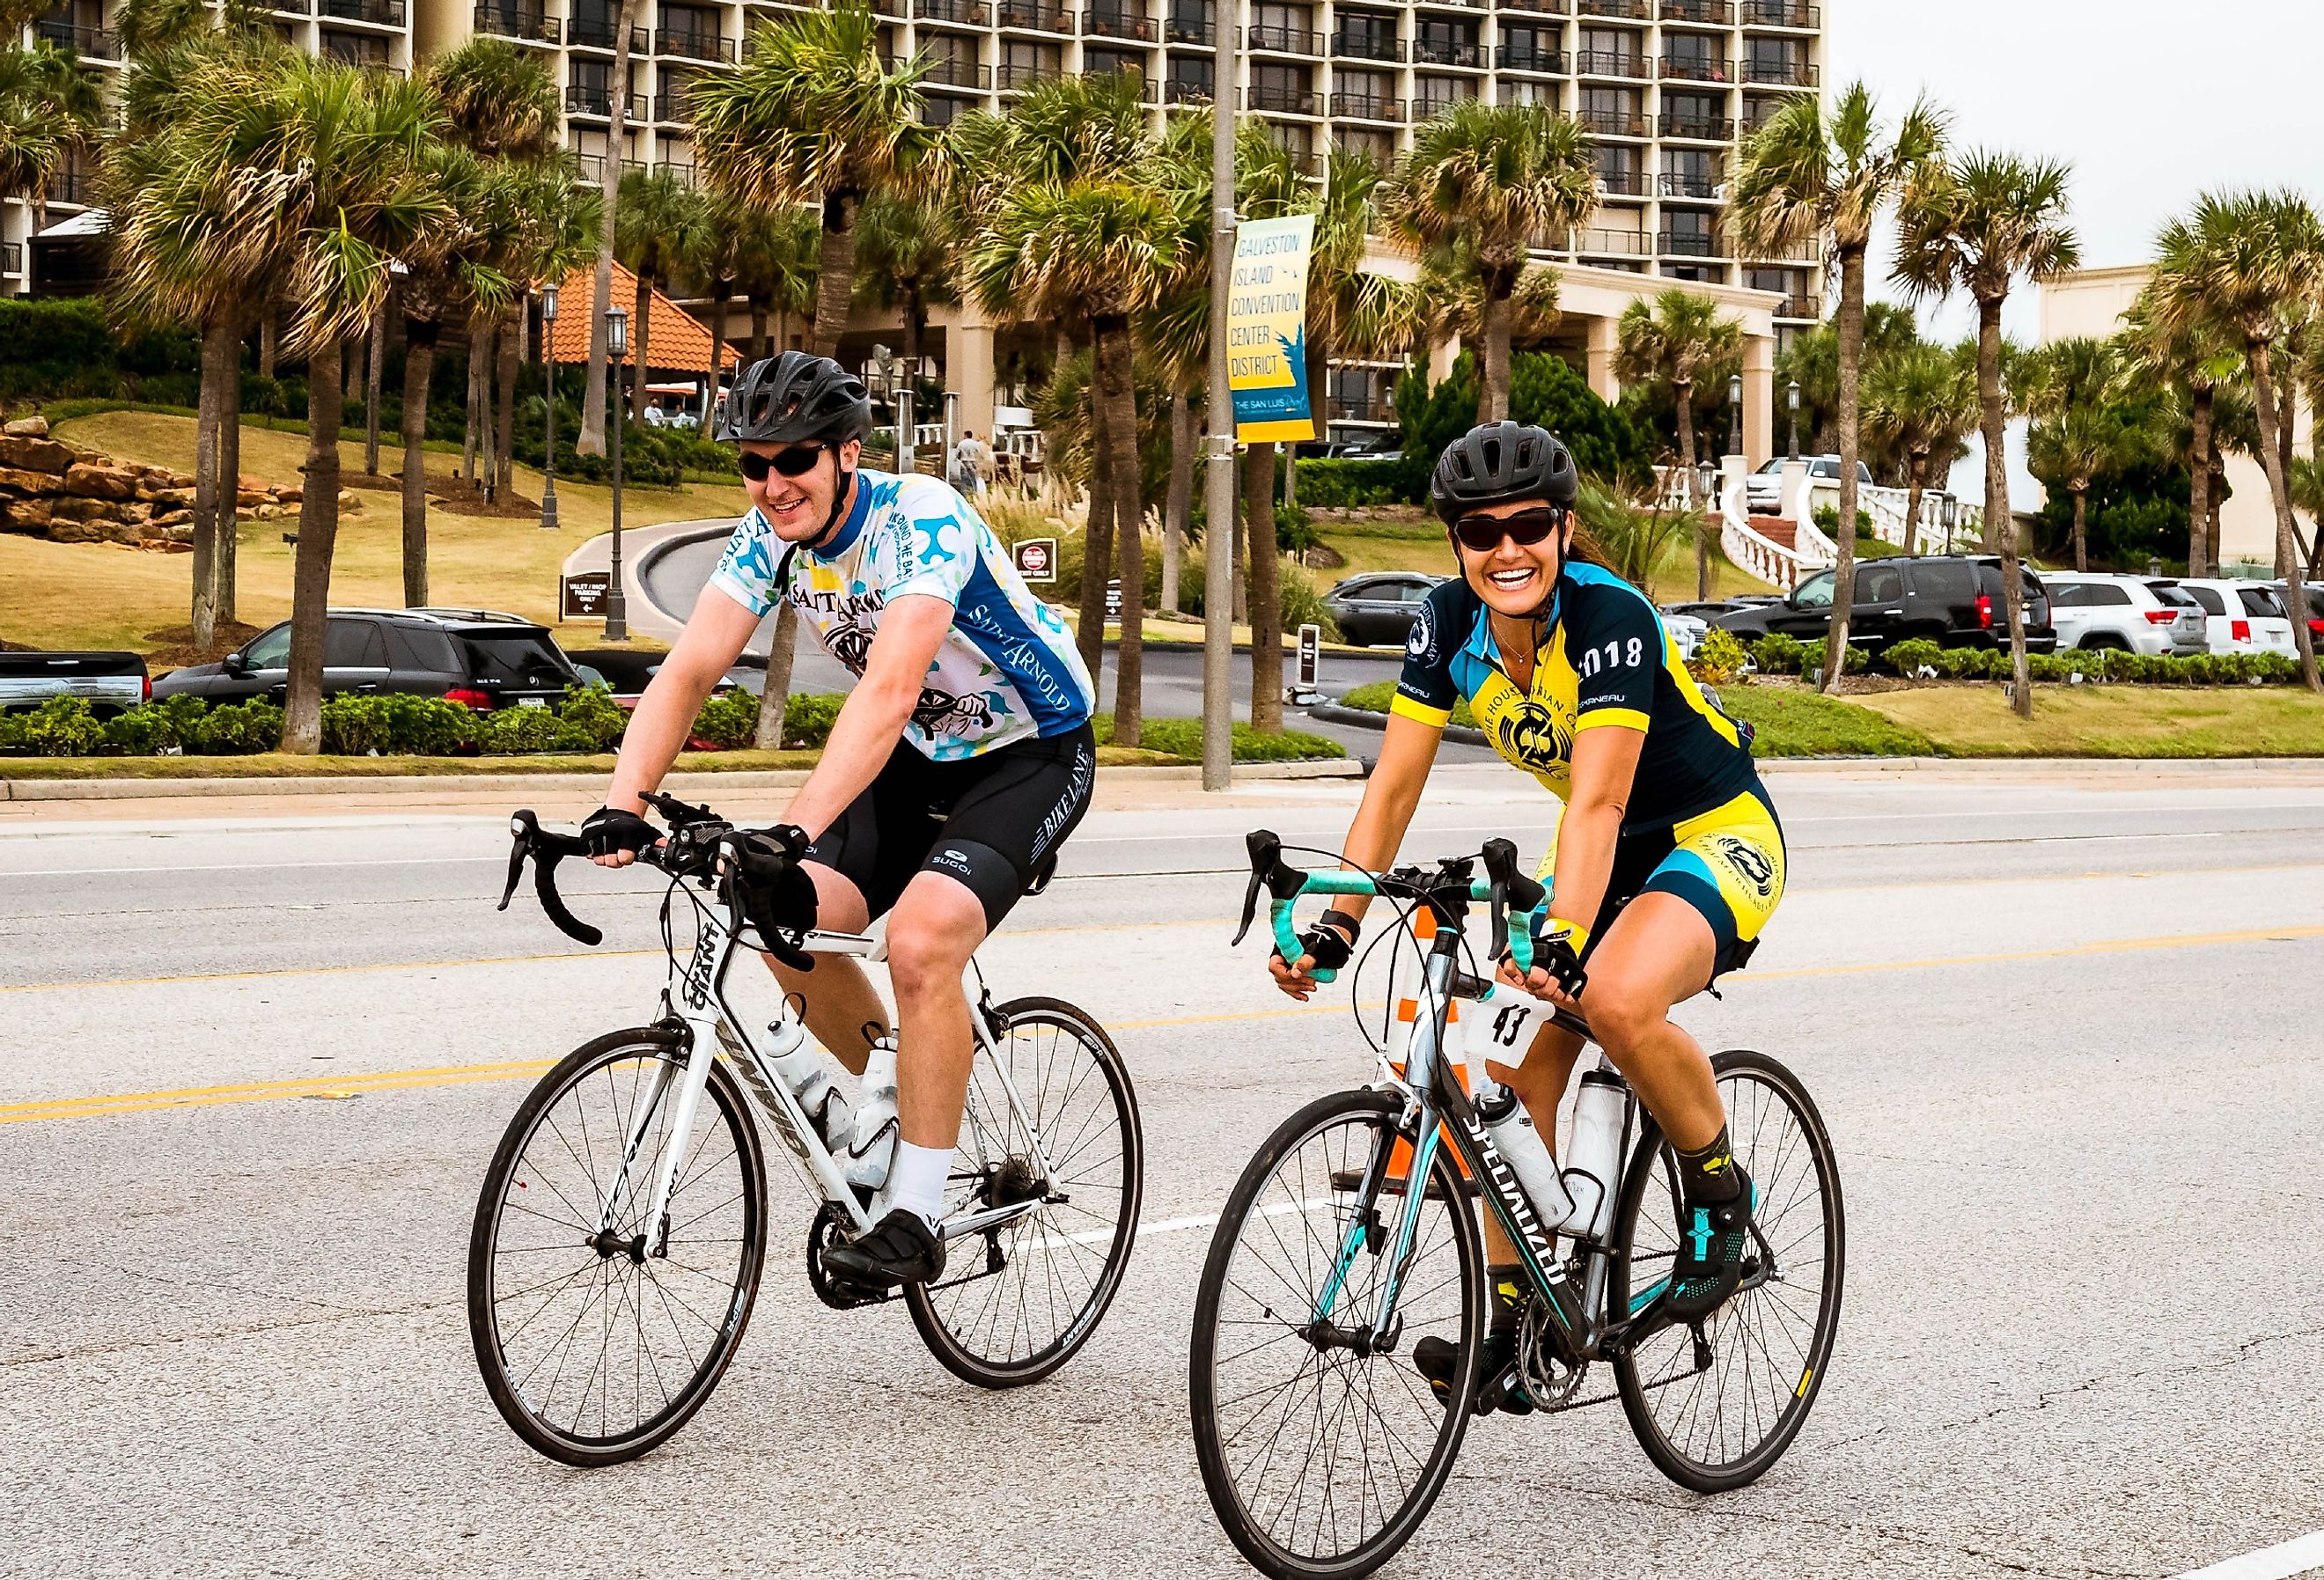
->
[[642, 527, 1497, 762], [4, 761, 2322, 1579]]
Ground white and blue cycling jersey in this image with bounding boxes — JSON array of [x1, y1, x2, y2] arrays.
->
[[707, 468, 1095, 762]]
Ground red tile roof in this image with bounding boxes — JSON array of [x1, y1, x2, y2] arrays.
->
[[545, 261, 739, 372]]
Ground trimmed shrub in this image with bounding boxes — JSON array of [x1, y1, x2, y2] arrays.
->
[[1749, 633, 1813, 676], [1093, 715, 1345, 761], [689, 689, 761, 750], [1295, 458, 1408, 508], [1688, 628, 1753, 685], [320, 693, 474, 755]]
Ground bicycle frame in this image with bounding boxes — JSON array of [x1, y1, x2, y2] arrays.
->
[[597, 892, 1065, 1256]]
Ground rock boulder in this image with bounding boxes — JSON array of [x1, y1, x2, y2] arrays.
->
[[63, 462, 139, 502], [0, 435, 74, 473]]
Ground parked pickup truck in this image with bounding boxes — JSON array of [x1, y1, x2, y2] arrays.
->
[[0, 650, 151, 715]]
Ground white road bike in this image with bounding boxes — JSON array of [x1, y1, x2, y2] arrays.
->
[[467, 792, 1144, 1466]]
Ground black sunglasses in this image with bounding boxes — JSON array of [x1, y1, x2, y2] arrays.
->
[[1451, 505, 1566, 555], [738, 445, 829, 482]]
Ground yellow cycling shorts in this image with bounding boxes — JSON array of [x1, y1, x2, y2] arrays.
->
[[1533, 780, 1787, 977]]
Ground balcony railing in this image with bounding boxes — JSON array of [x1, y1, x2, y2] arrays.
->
[[1496, 45, 1560, 72], [1742, 0, 1818, 26], [652, 160, 698, 187], [916, 0, 990, 22], [473, 4, 558, 41], [997, 59, 1063, 88], [1246, 82, 1318, 114], [1163, 11, 1210, 41], [1088, 67, 1158, 99], [1245, 25, 1321, 54], [921, 55, 990, 88], [1, 243, 19, 276], [1660, 0, 1732, 21], [1658, 228, 1724, 257], [564, 85, 647, 120], [1571, 226, 1650, 254], [1498, 0, 1568, 12], [1084, 6, 1154, 39], [1744, 56, 1818, 86], [1331, 29, 1401, 61], [652, 91, 703, 121], [567, 18, 648, 49], [1658, 54, 1732, 82], [1573, 48, 1646, 77], [33, 19, 121, 55], [1658, 171, 1720, 198], [1326, 397, 1386, 423], [1162, 77, 1211, 103], [1328, 92, 1402, 121], [573, 153, 649, 183], [1409, 0, 1484, 10], [1595, 169, 1648, 196], [319, 0, 405, 26], [1576, 0, 1648, 17], [996, 0, 1071, 29], [1773, 293, 1820, 319], [1578, 108, 1648, 137], [1412, 36, 1482, 67], [1659, 112, 1734, 139], [654, 26, 732, 59]]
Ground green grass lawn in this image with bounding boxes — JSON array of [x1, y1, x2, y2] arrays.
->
[[1337, 679, 1930, 758], [1856, 682, 2324, 757]]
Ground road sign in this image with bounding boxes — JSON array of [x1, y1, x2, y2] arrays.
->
[[561, 570, 613, 621], [1014, 537, 1057, 584], [1106, 578, 1122, 620]]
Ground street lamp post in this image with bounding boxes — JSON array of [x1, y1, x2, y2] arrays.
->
[[605, 305, 629, 641], [1787, 378, 1801, 461], [1725, 371, 1741, 459], [1697, 458, 1717, 515], [539, 284, 562, 532], [1200, 22, 1239, 791]]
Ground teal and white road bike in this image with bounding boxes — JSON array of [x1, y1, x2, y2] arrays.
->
[[1189, 834, 1843, 1580]]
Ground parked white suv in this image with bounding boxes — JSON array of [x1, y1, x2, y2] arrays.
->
[[2041, 575, 2208, 655], [2162, 579, 2296, 654], [1743, 455, 1874, 516]]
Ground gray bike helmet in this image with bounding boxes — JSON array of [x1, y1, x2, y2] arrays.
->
[[718, 351, 872, 445], [1430, 422, 1579, 523]]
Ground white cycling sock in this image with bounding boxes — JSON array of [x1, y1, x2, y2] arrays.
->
[[886, 1140, 951, 1231]]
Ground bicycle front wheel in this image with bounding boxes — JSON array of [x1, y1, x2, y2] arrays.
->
[[1611, 1047, 1844, 1493], [905, 996, 1144, 1388], [1190, 1089, 1484, 1580], [467, 1027, 769, 1466]]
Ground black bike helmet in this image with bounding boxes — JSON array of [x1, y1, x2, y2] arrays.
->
[[718, 351, 872, 445], [1429, 422, 1579, 523]]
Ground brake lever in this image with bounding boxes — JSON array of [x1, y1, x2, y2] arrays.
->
[[498, 808, 603, 946], [1481, 838, 1547, 977], [1231, 830, 1279, 946], [498, 812, 535, 913]]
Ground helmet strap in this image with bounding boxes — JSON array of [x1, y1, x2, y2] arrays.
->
[[812, 449, 857, 550]]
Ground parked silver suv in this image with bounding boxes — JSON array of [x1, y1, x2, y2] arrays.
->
[[2041, 575, 2208, 655]]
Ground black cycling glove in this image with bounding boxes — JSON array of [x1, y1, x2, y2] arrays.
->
[[727, 823, 817, 970], [1521, 916, 1591, 998], [581, 805, 658, 859], [1284, 908, 1361, 974]]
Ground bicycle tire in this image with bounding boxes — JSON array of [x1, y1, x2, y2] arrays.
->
[[1609, 1047, 1844, 1493], [467, 1026, 769, 1466], [1190, 1088, 1484, 1580], [905, 996, 1144, 1388]]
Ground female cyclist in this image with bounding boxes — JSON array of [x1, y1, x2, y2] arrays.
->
[[1268, 421, 1788, 1413]]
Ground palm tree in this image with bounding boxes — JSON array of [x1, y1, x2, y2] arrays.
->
[[572, 0, 643, 457], [0, 38, 103, 241], [614, 166, 710, 422], [1616, 288, 1742, 598], [2147, 190, 2324, 689], [2119, 288, 2239, 576], [2021, 335, 2154, 572], [1860, 338, 1977, 545], [1729, 83, 1945, 694], [1381, 99, 1596, 423], [852, 191, 960, 414], [1894, 149, 2079, 718]]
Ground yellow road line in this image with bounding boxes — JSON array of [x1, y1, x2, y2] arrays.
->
[[6, 921, 2321, 1127]]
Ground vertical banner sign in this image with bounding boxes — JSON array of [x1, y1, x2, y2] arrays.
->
[[1227, 214, 1317, 444]]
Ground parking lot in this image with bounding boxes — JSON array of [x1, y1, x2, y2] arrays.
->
[[3, 761, 2321, 1579]]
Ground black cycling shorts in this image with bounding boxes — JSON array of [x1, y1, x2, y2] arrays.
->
[[803, 722, 1096, 931]]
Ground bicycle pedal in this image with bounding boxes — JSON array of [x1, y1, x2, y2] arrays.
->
[[805, 1202, 898, 1312]]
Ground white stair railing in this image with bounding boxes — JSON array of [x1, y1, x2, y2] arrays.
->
[[1719, 474, 1806, 590]]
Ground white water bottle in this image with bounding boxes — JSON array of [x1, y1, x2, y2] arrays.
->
[[843, 1036, 900, 1190], [1475, 1083, 1575, 1229], [1558, 1067, 1626, 1243], [764, 1019, 854, 1150]]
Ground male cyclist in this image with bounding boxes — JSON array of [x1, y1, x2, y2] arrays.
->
[[584, 352, 1098, 1292], [1268, 422, 1786, 1412]]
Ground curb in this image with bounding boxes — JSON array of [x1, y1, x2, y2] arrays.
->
[[1307, 701, 1489, 748], [0, 757, 1364, 802]]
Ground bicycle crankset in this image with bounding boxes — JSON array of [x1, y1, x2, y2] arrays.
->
[[1519, 1301, 1589, 1411], [805, 1202, 897, 1312]]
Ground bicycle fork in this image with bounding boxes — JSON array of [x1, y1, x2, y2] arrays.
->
[[594, 1018, 717, 1258]]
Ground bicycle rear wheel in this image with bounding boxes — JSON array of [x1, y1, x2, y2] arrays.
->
[[905, 996, 1144, 1388], [467, 1027, 768, 1466], [1610, 1047, 1843, 1493], [1190, 1089, 1483, 1580]]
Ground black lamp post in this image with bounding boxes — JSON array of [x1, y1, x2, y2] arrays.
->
[[1787, 378, 1801, 461], [606, 305, 629, 641], [1697, 457, 1717, 514], [539, 283, 561, 532], [1726, 371, 1742, 458]]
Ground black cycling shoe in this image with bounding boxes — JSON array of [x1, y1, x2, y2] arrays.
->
[[822, 1209, 946, 1292], [1666, 1169, 1756, 1321], [1412, 1330, 1534, 1417]]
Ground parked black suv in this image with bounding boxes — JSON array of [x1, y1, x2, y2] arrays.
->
[[1709, 555, 2056, 652], [153, 608, 582, 707]]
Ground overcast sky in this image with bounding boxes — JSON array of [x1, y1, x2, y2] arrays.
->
[[1828, 0, 2324, 342]]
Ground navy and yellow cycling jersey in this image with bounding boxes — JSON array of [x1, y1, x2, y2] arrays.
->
[[1392, 560, 1758, 833]]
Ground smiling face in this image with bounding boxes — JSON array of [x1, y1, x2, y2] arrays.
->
[[742, 437, 863, 545], [1452, 499, 1570, 617]]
